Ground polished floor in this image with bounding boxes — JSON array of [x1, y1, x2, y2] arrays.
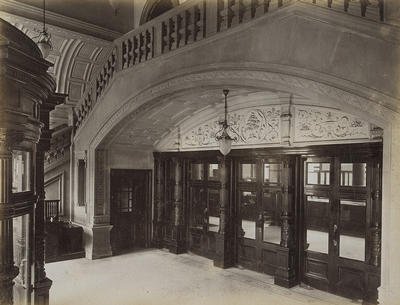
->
[[46, 249, 359, 305]]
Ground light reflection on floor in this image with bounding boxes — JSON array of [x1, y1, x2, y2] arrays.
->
[[46, 248, 357, 305]]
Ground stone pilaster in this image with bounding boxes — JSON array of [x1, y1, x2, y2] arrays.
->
[[0, 144, 19, 305], [279, 93, 292, 146], [214, 156, 234, 269], [169, 158, 186, 254]]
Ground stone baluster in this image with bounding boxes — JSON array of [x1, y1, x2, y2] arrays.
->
[[0, 141, 19, 305]]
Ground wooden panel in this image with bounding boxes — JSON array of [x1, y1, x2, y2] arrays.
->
[[261, 249, 276, 275], [336, 266, 365, 299]]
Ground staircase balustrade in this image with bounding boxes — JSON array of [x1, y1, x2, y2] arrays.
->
[[74, 0, 384, 131]]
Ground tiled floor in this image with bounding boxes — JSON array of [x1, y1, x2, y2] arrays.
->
[[46, 249, 358, 305]]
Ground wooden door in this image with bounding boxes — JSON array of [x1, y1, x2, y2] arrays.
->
[[237, 159, 285, 275], [110, 169, 151, 254], [301, 155, 378, 300]]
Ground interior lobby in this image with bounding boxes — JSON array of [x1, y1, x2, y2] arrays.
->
[[1, 0, 400, 305]]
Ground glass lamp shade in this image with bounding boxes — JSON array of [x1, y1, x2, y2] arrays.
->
[[218, 130, 233, 156], [37, 41, 51, 58], [37, 32, 52, 58]]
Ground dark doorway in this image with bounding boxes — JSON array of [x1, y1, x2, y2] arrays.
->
[[110, 169, 152, 254]]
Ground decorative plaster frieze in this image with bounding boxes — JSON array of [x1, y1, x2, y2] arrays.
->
[[182, 106, 281, 148], [294, 106, 370, 142]]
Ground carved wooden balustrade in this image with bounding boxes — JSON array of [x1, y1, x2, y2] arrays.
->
[[74, 0, 385, 131]]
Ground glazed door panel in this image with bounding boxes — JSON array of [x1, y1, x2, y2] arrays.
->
[[237, 160, 284, 275], [302, 156, 376, 300], [110, 169, 151, 254]]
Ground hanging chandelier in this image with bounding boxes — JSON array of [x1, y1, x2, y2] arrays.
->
[[35, 0, 52, 58], [216, 89, 236, 156]]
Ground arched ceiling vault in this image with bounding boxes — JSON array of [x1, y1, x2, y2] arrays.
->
[[106, 86, 380, 152], [0, 11, 114, 129]]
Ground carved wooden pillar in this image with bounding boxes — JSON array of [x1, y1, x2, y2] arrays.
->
[[170, 158, 186, 254], [274, 157, 296, 288], [32, 139, 52, 305], [0, 143, 19, 305], [365, 158, 382, 304], [153, 156, 164, 248], [214, 156, 234, 269]]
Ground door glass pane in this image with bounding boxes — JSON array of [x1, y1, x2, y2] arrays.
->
[[340, 163, 367, 187], [208, 189, 220, 232], [240, 191, 257, 239], [191, 187, 206, 229], [339, 199, 366, 261], [240, 164, 257, 182], [12, 150, 31, 193], [305, 195, 329, 253], [191, 163, 204, 180], [263, 163, 281, 184], [306, 163, 330, 185], [240, 163, 256, 182], [262, 190, 281, 244], [208, 164, 220, 181]]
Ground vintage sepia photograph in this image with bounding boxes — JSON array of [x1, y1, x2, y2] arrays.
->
[[0, 0, 399, 304]]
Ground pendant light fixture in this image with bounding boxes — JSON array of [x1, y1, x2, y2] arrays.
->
[[36, 0, 52, 58], [216, 89, 236, 156]]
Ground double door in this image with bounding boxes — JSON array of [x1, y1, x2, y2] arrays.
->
[[237, 158, 289, 274], [302, 156, 379, 299], [110, 169, 151, 254]]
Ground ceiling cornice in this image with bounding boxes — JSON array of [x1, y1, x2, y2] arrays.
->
[[0, 0, 122, 41]]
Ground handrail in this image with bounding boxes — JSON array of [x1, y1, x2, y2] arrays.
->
[[74, 0, 384, 132]]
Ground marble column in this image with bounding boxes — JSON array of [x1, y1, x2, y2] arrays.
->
[[0, 143, 19, 305], [170, 158, 186, 254], [274, 158, 296, 288], [213, 156, 234, 269]]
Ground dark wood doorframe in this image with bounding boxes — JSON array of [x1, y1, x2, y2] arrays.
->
[[110, 169, 152, 254], [299, 151, 381, 303]]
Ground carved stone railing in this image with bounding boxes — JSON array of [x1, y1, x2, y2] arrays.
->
[[74, 0, 385, 131], [45, 125, 73, 164], [75, 48, 117, 129], [305, 0, 384, 21]]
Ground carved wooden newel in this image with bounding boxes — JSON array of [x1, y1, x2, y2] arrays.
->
[[214, 156, 234, 268], [170, 158, 186, 254], [274, 158, 296, 288]]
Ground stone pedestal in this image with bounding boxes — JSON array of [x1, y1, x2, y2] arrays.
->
[[83, 224, 113, 259]]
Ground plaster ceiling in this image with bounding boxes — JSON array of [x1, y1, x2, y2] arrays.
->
[[110, 88, 302, 149], [9, 0, 135, 35], [0, 11, 114, 128]]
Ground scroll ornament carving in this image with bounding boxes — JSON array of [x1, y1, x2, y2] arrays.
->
[[294, 107, 369, 142], [182, 107, 281, 148]]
